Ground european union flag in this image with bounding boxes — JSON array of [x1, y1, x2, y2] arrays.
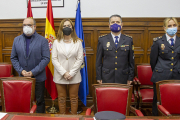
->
[[75, 0, 89, 106]]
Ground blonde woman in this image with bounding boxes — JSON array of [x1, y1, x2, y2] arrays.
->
[[150, 17, 179, 116], [52, 19, 83, 114]]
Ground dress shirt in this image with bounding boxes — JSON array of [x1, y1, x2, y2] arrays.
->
[[111, 32, 121, 43], [166, 33, 176, 45]]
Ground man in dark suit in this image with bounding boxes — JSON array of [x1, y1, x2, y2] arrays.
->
[[96, 14, 134, 85], [11, 18, 50, 113], [150, 17, 179, 116]]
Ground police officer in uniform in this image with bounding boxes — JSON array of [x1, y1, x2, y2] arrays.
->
[[150, 17, 179, 116], [96, 14, 134, 85]]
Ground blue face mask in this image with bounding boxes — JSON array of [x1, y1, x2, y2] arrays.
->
[[166, 27, 177, 36], [110, 23, 121, 33]]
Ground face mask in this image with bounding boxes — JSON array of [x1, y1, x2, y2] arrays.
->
[[110, 23, 121, 33], [63, 27, 72, 36], [166, 27, 177, 36], [23, 26, 33, 35]]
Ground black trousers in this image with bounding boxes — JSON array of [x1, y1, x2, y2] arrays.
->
[[152, 83, 158, 116], [35, 81, 45, 113]]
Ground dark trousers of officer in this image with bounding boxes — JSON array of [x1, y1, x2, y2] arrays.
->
[[35, 81, 45, 113], [152, 83, 158, 116]]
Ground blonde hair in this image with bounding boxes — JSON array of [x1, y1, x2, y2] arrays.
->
[[56, 18, 82, 43], [163, 17, 179, 28]]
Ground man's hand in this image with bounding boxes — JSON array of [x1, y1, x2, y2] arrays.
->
[[24, 71, 33, 77], [97, 80, 102, 84], [63, 72, 71, 80], [127, 80, 132, 85], [21, 70, 27, 76]]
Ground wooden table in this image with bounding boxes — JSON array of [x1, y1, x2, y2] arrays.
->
[[83, 115, 180, 120], [2, 113, 83, 120], [2, 112, 180, 120]]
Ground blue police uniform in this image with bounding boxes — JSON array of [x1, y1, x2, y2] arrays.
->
[[150, 34, 180, 115], [96, 33, 134, 84]]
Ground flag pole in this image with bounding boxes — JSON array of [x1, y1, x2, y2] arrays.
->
[[69, 0, 89, 114], [46, 100, 59, 113], [45, 0, 58, 114]]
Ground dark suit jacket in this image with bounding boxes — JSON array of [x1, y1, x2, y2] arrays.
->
[[11, 32, 50, 82], [150, 34, 180, 83], [96, 33, 134, 84]]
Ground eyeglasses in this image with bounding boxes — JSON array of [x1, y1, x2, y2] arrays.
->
[[23, 24, 34, 27]]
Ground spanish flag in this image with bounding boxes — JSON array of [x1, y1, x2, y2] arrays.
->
[[45, 0, 58, 100], [27, 0, 33, 18]]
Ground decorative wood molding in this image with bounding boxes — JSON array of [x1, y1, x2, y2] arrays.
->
[[0, 18, 179, 107]]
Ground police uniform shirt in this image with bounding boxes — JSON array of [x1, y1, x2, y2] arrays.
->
[[96, 33, 134, 84], [150, 34, 180, 83], [166, 33, 176, 45], [111, 32, 121, 43]]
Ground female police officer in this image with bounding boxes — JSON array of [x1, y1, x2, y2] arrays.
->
[[150, 17, 179, 116]]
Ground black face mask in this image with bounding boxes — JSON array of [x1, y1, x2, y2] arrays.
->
[[63, 27, 72, 36]]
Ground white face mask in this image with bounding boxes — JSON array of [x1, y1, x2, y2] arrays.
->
[[23, 26, 33, 35]]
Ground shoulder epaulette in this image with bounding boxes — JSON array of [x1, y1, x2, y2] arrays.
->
[[153, 36, 162, 41], [99, 34, 107, 38], [124, 34, 132, 38]]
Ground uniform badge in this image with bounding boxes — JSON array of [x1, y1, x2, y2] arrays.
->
[[106, 42, 110, 47], [121, 45, 125, 47], [161, 44, 165, 50]]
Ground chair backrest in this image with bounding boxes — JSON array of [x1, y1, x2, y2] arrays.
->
[[0, 63, 12, 77], [156, 80, 180, 114], [0, 77, 35, 113], [137, 65, 153, 85], [92, 83, 132, 116]]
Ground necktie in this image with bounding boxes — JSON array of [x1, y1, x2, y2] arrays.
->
[[115, 36, 119, 48], [170, 38, 174, 47]]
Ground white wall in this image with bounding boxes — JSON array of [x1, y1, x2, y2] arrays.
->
[[0, 0, 180, 19]]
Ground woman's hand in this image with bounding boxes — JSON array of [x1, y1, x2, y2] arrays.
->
[[67, 75, 72, 80], [63, 72, 71, 80]]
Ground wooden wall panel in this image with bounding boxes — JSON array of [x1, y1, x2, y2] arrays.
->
[[0, 18, 180, 107]]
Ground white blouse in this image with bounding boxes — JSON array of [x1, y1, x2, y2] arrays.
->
[[63, 40, 73, 54]]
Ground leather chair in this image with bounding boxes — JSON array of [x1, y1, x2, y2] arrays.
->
[[156, 80, 180, 116], [134, 64, 153, 110], [0, 77, 37, 113], [0, 63, 13, 106], [86, 83, 143, 116], [0, 63, 12, 77]]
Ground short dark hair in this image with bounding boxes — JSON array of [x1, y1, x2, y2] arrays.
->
[[24, 18, 36, 25], [109, 14, 122, 23]]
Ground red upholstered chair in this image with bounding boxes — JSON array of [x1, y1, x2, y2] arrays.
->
[[156, 80, 180, 116], [134, 64, 153, 110], [0, 63, 13, 106], [0, 63, 12, 78], [86, 83, 144, 116], [0, 77, 37, 113]]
